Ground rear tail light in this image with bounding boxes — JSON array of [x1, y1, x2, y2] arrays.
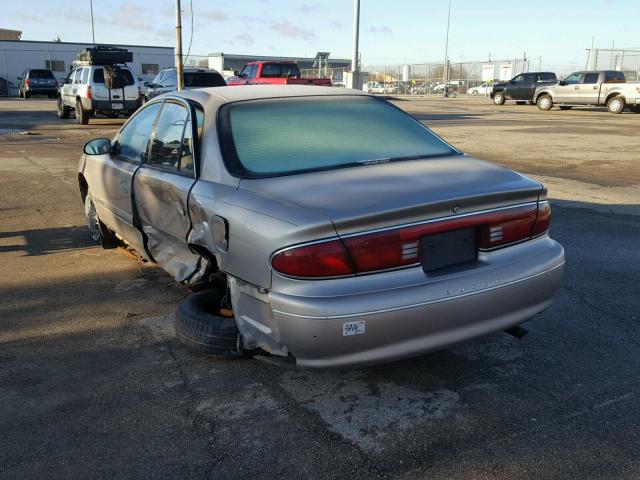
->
[[25, 79, 30, 87], [86, 85, 92, 99], [272, 202, 552, 279], [271, 239, 354, 278]]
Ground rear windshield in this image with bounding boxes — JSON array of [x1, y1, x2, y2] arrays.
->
[[29, 69, 54, 79], [92, 68, 135, 85], [184, 72, 226, 87], [222, 96, 457, 177], [260, 63, 301, 78]]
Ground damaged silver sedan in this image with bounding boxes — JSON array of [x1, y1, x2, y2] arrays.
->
[[79, 86, 564, 368]]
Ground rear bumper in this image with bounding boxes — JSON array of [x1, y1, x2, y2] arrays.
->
[[90, 99, 140, 112], [25, 87, 57, 94], [235, 236, 565, 369]]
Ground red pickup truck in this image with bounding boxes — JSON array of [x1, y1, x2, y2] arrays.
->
[[226, 61, 332, 87]]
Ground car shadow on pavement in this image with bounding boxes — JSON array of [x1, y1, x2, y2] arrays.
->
[[0, 225, 95, 256]]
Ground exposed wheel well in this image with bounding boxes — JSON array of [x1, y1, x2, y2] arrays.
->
[[188, 243, 219, 271], [78, 173, 88, 202], [535, 92, 550, 102]]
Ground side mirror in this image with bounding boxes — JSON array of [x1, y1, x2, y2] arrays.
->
[[559, 80, 566, 86], [84, 138, 112, 155], [143, 81, 150, 87], [233, 70, 240, 76]]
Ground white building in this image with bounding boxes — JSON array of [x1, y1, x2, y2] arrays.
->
[[0, 39, 174, 96]]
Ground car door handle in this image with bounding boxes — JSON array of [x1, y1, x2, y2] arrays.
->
[[574, 86, 579, 90], [119, 180, 129, 194], [593, 86, 598, 90]]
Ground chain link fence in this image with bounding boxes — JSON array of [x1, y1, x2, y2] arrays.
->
[[586, 49, 640, 81]]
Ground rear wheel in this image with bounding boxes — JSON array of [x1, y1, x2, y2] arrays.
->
[[84, 194, 120, 248], [76, 99, 90, 124], [493, 92, 505, 105], [537, 95, 553, 111], [607, 95, 625, 114], [57, 97, 70, 119]]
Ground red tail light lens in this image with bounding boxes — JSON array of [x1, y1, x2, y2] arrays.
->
[[86, 85, 92, 99], [532, 201, 551, 236], [271, 239, 354, 278], [25, 79, 30, 87], [272, 202, 551, 279]]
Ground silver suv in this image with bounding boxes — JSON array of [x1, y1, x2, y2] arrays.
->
[[143, 67, 225, 102], [57, 64, 141, 124]]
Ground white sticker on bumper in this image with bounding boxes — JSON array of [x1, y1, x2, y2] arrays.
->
[[343, 320, 365, 336]]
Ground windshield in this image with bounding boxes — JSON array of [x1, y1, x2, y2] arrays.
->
[[222, 96, 457, 177], [29, 69, 54, 79], [184, 72, 226, 87]]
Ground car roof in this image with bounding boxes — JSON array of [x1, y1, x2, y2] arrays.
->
[[169, 85, 367, 107]]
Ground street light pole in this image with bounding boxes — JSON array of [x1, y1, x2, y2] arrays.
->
[[443, 0, 452, 97], [89, 0, 95, 44], [175, 0, 184, 91], [351, 0, 360, 88]]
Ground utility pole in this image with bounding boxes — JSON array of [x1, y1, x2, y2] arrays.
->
[[351, 0, 360, 88], [175, 0, 184, 91], [89, 0, 95, 44], [443, 0, 452, 97]]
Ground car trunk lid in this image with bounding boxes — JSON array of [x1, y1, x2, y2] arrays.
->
[[239, 155, 543, 236]]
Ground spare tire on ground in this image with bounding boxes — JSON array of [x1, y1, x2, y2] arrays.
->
[[175, 289, 246, 358]]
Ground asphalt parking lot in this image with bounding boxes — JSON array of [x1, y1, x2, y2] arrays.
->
[[1, 96, 639, 479]]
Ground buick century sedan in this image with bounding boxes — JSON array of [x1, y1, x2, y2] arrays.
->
[[79, 85, 564, 368]]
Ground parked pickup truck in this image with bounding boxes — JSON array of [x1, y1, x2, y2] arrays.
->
[[534, 70, 640, 114], [226, 61, 331, 87], [491, 72, 558, 105]]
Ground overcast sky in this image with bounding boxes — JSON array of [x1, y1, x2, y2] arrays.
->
[[5, 0, 639, 72]]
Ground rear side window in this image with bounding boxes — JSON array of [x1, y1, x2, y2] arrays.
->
[[522, 73, 537, 83], [540, 72, 557, 81], [222, 96, 457, 177], [582, 73, 599, 84], [604, 71, 625, 83], [81, 68, 90, 83], [184, 72, 226, 87], [29, 69, 55, 79], [149, 102, 190, 172]]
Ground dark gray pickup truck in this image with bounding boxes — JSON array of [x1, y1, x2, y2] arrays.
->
[[491, 72, 557, 105]]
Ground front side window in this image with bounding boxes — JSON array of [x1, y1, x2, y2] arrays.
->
[[117, 103, 161, 163], [563, 73, 581, 85], [222, 96, 457, 178], [523, 73, 537, 83], [163, 72, 177, 87], [582, 73, 599, 84], [184, 72, 226, 87], [512, 74, 524, 83]]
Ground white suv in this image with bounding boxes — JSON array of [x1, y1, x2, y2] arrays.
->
[[57, 64, 141, 124]]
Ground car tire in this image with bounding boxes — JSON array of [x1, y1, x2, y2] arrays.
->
[[57, 97, 71, 119], [537, 95, 553, 111], [76, 99, 90, 125], [23, 90, 30, 99], [632, 105, 640, 114], [516, 100, 527, 105], [175, 289, 248, 359], [84, 194, 120, 248], [607, 95, 625, 114], [493, 92, 505, 105], [559, 106, 572, 110], [18, 89, 23, 98]]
